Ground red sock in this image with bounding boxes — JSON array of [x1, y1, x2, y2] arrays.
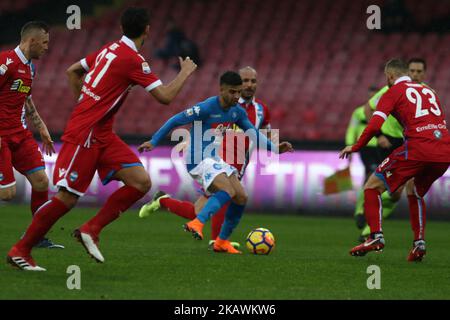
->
[[81, 185, 145, 236], [16, 197, 70, 254], [31, 189, 48, 215], [160, 197, 196, 220], [408, 195, 426, 240], [211, 202, 229, 240], [364, 189, 383, 234]]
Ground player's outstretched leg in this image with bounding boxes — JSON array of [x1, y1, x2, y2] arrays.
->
[[213, 201, 245, 254], [184, 189, 232, 241], [406, 180, 426, 262], [7, 190, 75, 271], [76, 167, 149, 263], [139, 190, 171, 218], [350, 174, 386, 257], [27, 170, 65, 249]]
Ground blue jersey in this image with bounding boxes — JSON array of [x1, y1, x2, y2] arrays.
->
[[150, 96, 276, 171]]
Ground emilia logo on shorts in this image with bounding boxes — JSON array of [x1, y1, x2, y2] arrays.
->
[[213, 164, 222, 170], [69, 171, 79, 182]]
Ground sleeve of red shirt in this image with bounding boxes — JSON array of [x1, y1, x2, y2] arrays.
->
[[351, 86, 398, 152], [128, 57, 162, 92], [79, 48, 101, 72]]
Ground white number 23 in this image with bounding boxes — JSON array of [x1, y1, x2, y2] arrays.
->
[[406, 87, 442, 118]]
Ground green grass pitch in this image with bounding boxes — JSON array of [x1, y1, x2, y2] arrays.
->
[[1, 204, 450, 299]]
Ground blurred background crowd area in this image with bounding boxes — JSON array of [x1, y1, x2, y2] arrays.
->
[[1, 0, 450, 145]]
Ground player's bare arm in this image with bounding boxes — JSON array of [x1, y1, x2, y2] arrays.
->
[[24, 97, 55, 156], [150, 57, 197, 104], [137, 141, 154, 153], [278, 141, 294, 153], [363, 101, 374, 120], [339, 145, 353, 159], [66, 61, 87, 100]]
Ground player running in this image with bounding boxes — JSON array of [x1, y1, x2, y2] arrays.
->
[[0, 21, 63, 249], [138, 66, 272, 249], [356, 58, 430, 241], [138, 71, 292, 254], [7, 7, 197, 271], [340, 59, 450, 262]]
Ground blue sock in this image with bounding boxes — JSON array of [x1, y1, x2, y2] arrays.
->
[[219, 202, 246, 240], [196, 190, 232, 224]]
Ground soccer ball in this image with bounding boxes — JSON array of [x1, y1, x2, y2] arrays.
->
[[246, 228, 275, 255]]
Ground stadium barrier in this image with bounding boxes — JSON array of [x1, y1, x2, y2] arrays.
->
[[7, 143, 450, 217]]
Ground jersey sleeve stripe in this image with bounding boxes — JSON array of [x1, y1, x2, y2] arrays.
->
[[80, 58, 89, 72], [145, 80, 162, 92], [373, 111, 387, 121]]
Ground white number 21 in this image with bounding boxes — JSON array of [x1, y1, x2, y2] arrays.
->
[[84, 48, 117, 88]]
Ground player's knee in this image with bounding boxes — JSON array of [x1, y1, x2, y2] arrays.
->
[[55, 189, 78, 209], [129, 174, 151, 193], [233, 190, 248, 206], [221, 187, 236, 199], [0, 189, 15, 201], [31, 174, 49, 191]]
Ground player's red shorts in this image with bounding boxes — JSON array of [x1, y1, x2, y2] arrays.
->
[[375, 146, 449, 197], [53, 134, 142, 196], [0, 129, 45, 188]]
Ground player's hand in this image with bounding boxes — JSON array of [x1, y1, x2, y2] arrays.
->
[[278, 141, 294, 154], [39, 127, 55, 156], [339, 146, 353, 159], [138, 141, 154, 153], [377, 135, 392, 149], [179, 56, 197, 76]]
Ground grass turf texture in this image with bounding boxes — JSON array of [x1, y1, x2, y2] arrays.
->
[[1, 204, 450, 299]]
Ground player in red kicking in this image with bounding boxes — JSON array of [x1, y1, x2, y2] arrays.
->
[[139, 67, 271, 248], [0, 21, 64, 249], [340, 59, 450, 262], [7, 7, 197, 271]]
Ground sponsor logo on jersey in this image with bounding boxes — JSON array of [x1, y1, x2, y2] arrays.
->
[[18, 69, 26, 74], [141, 62, 151, 74], [386, 171, 392, 178], [6, 58, 13, 65], [10, 79, 31, 93], [433, 130, 442, 140], [59, 168, 67, 178], [81, 85, 101, 101], [0, 64, 7, 75], [69, 171, 79, 182], [185, 106, 201, 117], [231, 112, 237, 119], [210, 114, 221, 118]]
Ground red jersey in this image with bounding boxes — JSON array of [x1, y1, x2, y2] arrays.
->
[[62, 35, 162, 148], [353, 76, 450, 162], [0, 46, 35, 136], [221, 97, 271, 175]]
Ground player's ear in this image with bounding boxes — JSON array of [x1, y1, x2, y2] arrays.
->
[[145, 25, 150, 36]]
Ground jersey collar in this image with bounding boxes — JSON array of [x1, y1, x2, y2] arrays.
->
[[120, 35, 138, 52], [238, 97, 256, 107], [14, 46, 30, 64], [394, 76, 411, 85]]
